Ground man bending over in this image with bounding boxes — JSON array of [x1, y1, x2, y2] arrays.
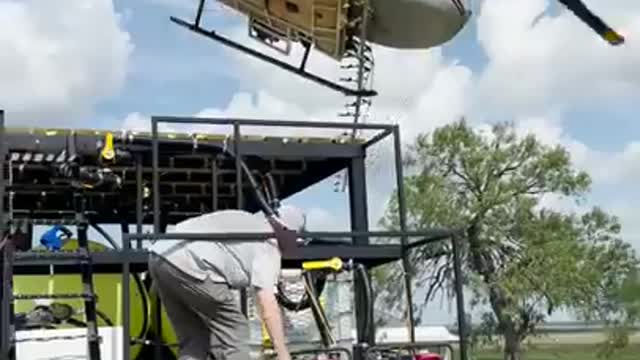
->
[[148, 205, 306, 360]]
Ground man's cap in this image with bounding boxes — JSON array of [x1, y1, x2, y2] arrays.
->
[[268, 204, 306, 255]]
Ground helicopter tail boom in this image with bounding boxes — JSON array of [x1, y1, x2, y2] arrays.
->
[[558, 0, 625, 46]]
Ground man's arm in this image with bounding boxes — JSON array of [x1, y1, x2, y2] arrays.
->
[[255, 287, 291, 360]]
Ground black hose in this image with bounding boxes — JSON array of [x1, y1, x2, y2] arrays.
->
[[303, 272, 334, 347], [56, 309, 115, 328], [257, 170, 330, 311], [265, 173, 280, 210], [89, 222, 119, 249], [96, 309, 115, 327], [234, 151, 276, 217], [354, 263, 373, 343], [90, 222, 149, 344], [261, 177, 273, 208]]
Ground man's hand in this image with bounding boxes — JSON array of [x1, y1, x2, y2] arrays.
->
[[255, 287, 292, 360]]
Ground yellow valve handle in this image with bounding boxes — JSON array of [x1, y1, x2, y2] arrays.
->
[[302, 257, 343, 272], [101, 132, 115, 161]]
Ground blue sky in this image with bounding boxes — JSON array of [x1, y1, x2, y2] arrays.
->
[[114, 0, 640, 325], [3, 0, 640, 327], [98, 0, 640, 218], [96, 2, 238, 119]]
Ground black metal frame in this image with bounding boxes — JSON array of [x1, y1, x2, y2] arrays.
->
[[169, 0, 378, 98], [0, 112, 468, 360]]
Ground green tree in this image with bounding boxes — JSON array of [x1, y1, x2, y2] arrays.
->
[[379, 119, 638, 360], [596, 266, 640, 358]]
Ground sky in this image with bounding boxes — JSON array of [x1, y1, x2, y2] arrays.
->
[[2, 0, 640, 327]]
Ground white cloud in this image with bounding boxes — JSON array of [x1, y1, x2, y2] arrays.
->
[[515, 115, 640, 186], [0, 0, 133, 125], [475, 0, 640, 116], [512, 116, 640, 252], [120, 0, 640, 248], [119, 40, 476, 230], [303, 207, 349, 231], [140, 0, 239, 20], [202, 0, 640, 127], [613, 204, 640, 253], [142, 0, 190, 9], [115, 1, 640, 324], [120, 90, 349, 139], [212, 20, 475, 121], [121, 112, 150, 131]]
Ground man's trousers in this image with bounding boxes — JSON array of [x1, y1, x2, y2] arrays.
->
[[148, 254, 250, 360]]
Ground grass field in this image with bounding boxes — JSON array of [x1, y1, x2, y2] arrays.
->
[[466, 343, 640, 360]]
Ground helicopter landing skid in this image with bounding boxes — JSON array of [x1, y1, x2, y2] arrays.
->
[[169, 16, 377, 98]]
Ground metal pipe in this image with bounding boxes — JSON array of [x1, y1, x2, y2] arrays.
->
[[150, 115, 394, 130], [405, 231, 457, 251], [122, 229, 460, 241], [347, 155, 373, 351], [194, 0, 205, 26], [151, 118, 160, 234], [452, 232, 468, 360], [122, 227, 131, 360], [150, 118, 164, 360], [367, 342, 456, 359], [233, 121, 249, 317], [0, 111, 14, 359], [0, 109, 6, 360], [75, 197, 101, 360], [392, 125, 416, 343], [233, 122, 243, 209], [154, 292, 163, 359], [212, 156, 218, 211], [0, 112, 3, 222], [73, 166, 297, 177], [1, 239, 15, 359], [299, 42, 311, 71], [135, 153, 143, 249], [363, 128, 393, 150]]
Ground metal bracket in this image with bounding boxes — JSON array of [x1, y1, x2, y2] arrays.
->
[[248, 16, 293, 55]]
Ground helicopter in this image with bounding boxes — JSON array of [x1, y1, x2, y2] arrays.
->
[[169, 0, 626, 97]]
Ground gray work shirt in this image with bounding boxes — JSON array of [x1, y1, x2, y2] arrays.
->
[[150, 209, 282, 290]]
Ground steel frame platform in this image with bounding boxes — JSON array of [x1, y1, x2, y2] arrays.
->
[[0, 110, 468, 360]]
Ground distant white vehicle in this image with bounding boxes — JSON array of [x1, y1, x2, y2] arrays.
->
[[350, 325, 459, 360]]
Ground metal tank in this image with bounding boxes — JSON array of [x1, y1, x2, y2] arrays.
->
[[12, 239, 150, 360]]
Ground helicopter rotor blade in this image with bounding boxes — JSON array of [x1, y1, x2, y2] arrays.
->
[[557, 0, 625, 46]]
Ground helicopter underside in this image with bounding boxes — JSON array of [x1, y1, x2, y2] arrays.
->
[[170, 0, 469, 97], [218, 0, 470, 60]]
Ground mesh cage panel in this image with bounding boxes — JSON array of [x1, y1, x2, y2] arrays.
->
[[248, 270, 355, 347]]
